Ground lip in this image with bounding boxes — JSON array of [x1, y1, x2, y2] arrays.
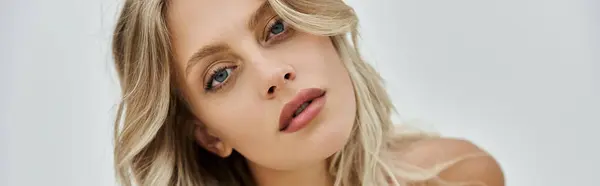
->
[[279, 88, 326, 133]]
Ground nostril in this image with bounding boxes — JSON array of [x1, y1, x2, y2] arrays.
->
[[268, 86, 275, 94], [284, 73, 291, 80]]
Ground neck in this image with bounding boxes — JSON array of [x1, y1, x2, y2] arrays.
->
[[249, 160, 333, 186]]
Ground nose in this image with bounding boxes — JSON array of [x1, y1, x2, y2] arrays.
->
[[259, 63, 296, 99]]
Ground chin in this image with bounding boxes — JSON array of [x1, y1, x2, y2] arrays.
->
[[308, 116, 355, 161]]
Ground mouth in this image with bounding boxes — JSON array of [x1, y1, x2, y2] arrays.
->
[[279, 88, 327, 132]]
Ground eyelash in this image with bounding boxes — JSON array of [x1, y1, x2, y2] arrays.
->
[[204, 65, 237, 92], [264, 17, 294, 43]]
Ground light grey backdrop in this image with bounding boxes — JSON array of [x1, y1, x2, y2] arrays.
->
[[1, 0, 598, 185]]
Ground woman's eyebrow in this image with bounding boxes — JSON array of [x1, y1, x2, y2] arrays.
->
[[185, 43, 230, 76], [248, 1, 272, 31]]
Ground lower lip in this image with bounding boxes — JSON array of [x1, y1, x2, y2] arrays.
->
[[281, 94, 327, 133]]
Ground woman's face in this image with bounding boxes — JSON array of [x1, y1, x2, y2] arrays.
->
[[168, 0, 356, 170]]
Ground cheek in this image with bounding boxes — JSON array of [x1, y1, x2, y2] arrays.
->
[[196, 95, 273, 148], [194, 88, 289, 165], [197, 96, 289, 169], [287, 35, 334, 64], [279, 35, 345, 80]]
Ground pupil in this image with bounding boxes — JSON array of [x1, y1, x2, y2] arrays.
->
[[271, 21, 284, 34], [215, 70, 228, 82]]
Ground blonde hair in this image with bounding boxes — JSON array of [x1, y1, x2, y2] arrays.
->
[[112, 0, 449, 185]]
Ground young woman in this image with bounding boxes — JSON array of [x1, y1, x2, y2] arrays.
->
[[111, 0, 504, 185]]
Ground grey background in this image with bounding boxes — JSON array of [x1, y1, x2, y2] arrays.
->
[[1, 0, 598, 185]]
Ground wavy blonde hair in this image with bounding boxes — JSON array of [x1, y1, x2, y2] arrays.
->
[[112, 0, 450, 185]]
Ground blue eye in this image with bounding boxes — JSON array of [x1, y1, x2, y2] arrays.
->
[[205, 66, 235, 91], [264, 18, 294, 43], [270, 20, 285, 35], [213, 68, 229, 82]]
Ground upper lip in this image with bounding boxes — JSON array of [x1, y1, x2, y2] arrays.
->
[[279, 88, 326, 131]]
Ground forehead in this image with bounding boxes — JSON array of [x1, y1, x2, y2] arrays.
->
[[167, 0, 266, 68]]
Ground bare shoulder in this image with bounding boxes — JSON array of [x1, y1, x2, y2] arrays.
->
[[397, 138, 505, 186]]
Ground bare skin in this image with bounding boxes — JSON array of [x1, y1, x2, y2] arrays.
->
[[166, 0, 504, 185], [401, 138, 505, 186]]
